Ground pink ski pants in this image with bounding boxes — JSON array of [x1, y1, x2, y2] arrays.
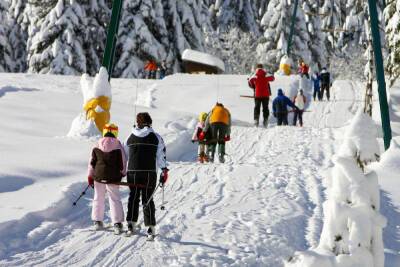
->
[[91, 181, 124, 223]]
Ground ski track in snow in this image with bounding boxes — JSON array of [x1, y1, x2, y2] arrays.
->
[[0, 78, 365, 266]]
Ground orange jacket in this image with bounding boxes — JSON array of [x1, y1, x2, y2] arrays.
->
[[144, 61, 157, 71]]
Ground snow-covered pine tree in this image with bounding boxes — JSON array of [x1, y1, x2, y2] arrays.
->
[[384, 0, 400, 86], [210, 0, 260, 34], [302, 0, 328, 70], [320, 0, 346, 54], [164, 0, 206, 73], [114, 0, 168, 78], [84, 0, 111, 76], [340, 0, 367, 54], [257, 0, 312, 70], [8, 0, 29, 72], [27, 0, 87, 75], [0, 0, 12, 72]]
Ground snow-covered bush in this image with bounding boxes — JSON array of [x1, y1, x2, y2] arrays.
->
[[286, 110, 386, 267]]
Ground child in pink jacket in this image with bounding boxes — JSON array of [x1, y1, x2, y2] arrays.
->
[[87, 123, 126, 234], [192, 112, 208, 163]]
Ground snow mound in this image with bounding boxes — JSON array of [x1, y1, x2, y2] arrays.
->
[[287, 111, 386, 267]]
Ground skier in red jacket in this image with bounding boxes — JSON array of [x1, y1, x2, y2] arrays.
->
[[248, 64, 275, 127]]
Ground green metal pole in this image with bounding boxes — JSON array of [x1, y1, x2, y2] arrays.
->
[[286, 0, 299, 55], [367, 0, 392, 150], [102, 0, 123, 80]]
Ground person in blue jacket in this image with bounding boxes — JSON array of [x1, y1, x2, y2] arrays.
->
[[272, 89, 299, 126], [311, 72, 321, 101]]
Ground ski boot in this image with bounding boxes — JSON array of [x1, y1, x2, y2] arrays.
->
[[114, 223, 123, 235], [93, 221, 104, 231], [254, 120, 259, 127], [218, 144, 226, 163], [219, 154, 225, 163], [263, 120, 268, 128], [125, 221, 139, 237], [198, 154, 204, 163], [147, 226, 156, 241]]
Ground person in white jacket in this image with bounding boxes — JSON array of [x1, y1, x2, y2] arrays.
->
[[293, 89, 307, 127], [124, 112, 168, 238]]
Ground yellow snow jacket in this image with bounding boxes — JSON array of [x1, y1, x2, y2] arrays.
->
[[209, 105, 231, 125]]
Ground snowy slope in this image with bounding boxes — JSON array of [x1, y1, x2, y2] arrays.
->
[[0, 73, 398, 266]]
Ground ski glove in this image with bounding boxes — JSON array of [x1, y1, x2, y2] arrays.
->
[[224, 135, 230, 142], [160, 168, 169, 185], [198, 131, 205, 141], [88, 176, 94, 188]]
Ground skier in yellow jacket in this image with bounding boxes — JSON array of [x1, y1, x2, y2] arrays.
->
[[200, 102, 231, 163]]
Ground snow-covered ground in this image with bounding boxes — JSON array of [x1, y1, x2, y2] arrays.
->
[[0, 73, 399, 266]]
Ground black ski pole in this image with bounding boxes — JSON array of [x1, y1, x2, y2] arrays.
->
[[72, 184, 91, 206], [143, 182, 161, 209]]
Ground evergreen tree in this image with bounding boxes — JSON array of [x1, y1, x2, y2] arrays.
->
[[257, 0, 312, 70], [164, 0, 206, 73], [385, 0, 400, 85], [210, 0, 260, 34], [114, 0, 168, 78], [303, 0, 328, 70], [320, 0, 346, 54], [84, 0, 111, 76], [0, 0, 12, 72], [27, 0, 88, 75], [9, 0, 29, 72]]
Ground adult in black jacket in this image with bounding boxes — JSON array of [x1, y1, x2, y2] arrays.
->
[[124, 112, 168, 237], [320, 67, 331, 101]]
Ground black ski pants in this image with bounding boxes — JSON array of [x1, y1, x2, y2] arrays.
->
[[293, 110, 304, 126], [313, 88, 321, 101], [126, 171, 157, 226], [254, 97, 270, 122], [320, 83, 330, 101], [276, 112, 288, 126], [208, 122, 228, 157]]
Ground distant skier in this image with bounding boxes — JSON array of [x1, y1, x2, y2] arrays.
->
[[144, 60, 157, 79], [298, 60, 310, 79], [158, 60, 167, 80], [311, 71, 321, 101], [201, 103, 231, 163], [248, 63, 275, 127], [192, 112, 209, 163], [292, 89, 307, 127], [320, 67, 331, 101], [124, 112, 168, 239], [272, 89, 299, 126], [87, 123, 126, 234]]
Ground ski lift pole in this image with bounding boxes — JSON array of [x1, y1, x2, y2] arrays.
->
[[102, 0, 123, 81], [286, 0, 299, 56], [367, 0, 392, 150]]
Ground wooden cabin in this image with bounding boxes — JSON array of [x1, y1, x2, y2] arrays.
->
[[181, 49, 225, 74]]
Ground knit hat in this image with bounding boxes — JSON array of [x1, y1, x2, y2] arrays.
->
[[103, 123, 118, 138], [199, 112, 208, 122]]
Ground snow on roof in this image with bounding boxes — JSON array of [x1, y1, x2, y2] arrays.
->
[[182, 49, 225, 72]]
